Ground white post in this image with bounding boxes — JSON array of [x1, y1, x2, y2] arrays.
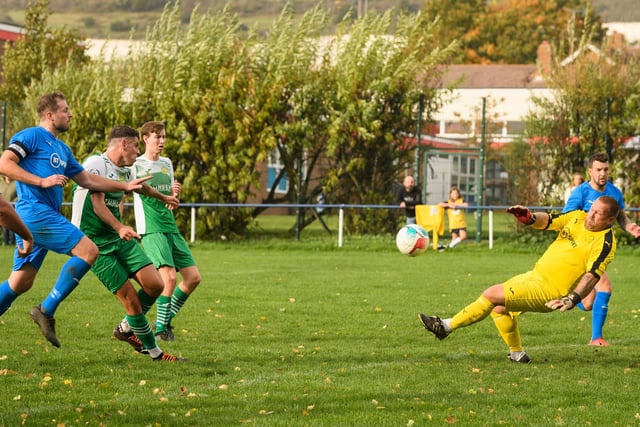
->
[[338, 207, 344, 247], [488, 209, 493, 249], [190, 206, 196, 243]]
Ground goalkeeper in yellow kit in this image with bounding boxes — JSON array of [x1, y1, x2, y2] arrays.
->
[[418, 196, 619, 363]]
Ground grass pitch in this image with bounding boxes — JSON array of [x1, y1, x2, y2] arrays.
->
[[1, 237, 640, 426]]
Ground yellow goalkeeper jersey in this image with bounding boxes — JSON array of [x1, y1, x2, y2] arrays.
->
[[446, 197, 467, 230], [534, 210, 616, 294]]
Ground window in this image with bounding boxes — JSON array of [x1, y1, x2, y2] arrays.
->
[[267, 149, 288, 194]]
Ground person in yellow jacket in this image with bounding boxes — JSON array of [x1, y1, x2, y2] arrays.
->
[[438, 187, 468, 248]]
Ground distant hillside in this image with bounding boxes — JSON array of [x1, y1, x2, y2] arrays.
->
[[2, 0, 638, 40], [592, 0, 640, 21]]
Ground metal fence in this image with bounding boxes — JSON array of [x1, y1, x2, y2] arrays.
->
[[165, 203, 640, 248]]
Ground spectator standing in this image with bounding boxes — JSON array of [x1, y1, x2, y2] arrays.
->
[[397, 175, 421, 225], [564, 172, 584, 204]]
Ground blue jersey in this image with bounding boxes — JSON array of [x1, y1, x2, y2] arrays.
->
[[563, 181, 625, 213], [8, 126, 84, 214]]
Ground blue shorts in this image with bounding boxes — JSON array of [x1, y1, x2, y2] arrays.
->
[[14, 209, 84, 272]]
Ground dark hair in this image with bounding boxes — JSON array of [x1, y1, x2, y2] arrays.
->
[[140, 121, 165, 138], [588, 152, 609, 166], [107, 125, 139, 141], [37, 92, 66, 117]]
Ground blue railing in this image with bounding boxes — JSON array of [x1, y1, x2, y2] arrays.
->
[[134, 203, 640, 248]]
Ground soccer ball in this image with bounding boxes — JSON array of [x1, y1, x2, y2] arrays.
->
[[396, 224, 429, 257]]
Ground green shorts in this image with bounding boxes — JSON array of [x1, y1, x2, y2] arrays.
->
[[140, 232, 196, 270], [502, 270, 566, 314], [92, 239, 153, 293]]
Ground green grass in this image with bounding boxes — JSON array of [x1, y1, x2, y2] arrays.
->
[[1, 234, 640, 426]]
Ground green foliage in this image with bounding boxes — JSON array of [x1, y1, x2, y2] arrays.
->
[[321, 10, 457, 233], [502, 138, 544, 206], [15, 2, 454, 238], [522, 10, 640, 206], [0, 0, 88, 135], [423, 0, 605, 64], [121, 4, 265, 237]]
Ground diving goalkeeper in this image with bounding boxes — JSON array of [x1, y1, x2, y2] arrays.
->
[[418, 196, 619, 363]]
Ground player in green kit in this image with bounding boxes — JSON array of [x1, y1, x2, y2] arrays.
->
[[71, 125, 184, 361], [132, 121, 201, 341]]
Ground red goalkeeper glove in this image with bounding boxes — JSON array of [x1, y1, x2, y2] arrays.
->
[[506, 206, 536, 225]]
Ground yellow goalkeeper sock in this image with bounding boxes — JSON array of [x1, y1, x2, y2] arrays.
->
[[450, 295, 494, 329], [491, 311, 523, 352]]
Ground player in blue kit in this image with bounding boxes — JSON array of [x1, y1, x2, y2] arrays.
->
[[563, 152, 640, 346], [0, 92, 151, 348]]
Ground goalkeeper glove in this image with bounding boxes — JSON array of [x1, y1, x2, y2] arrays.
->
[[545, 292, 581, 312], [506, 206, 536, 225]]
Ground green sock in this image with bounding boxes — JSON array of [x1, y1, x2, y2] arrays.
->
[[155, 295, 171, 333], [126, 313, 157, 351], [169, 287, 190, 323], [137, 288, 157, 315]]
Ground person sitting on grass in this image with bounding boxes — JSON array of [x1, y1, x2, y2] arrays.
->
[[418, 196, 619, 364]]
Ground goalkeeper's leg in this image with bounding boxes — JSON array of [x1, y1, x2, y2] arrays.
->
[[491, 310, 531, 363], [491, 311, 522, 351], [450, 295, 495, 329]]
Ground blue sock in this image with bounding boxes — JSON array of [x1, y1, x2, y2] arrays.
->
[[41, 257, 91, 316], [577, 302, 585, 311], [0, 280, 18, 316], [591, 291, 611, 340]]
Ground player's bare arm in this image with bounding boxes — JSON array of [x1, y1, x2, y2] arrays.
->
[[73, 170, 152, 193], [171, 181, 182, 196], [90, 192, 140, 242], [616, 209, 640, 238], [137, 183, 179, 209], [0, 197, 33, 257]]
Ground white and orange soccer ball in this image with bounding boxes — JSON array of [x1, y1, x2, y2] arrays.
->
[[395, 224, 429, 257]]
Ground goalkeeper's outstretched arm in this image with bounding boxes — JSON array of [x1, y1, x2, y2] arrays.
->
[[506, 205, 549, 229]]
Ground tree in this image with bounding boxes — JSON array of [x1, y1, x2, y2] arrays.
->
[[422, 0, 605, 64], [520, 11, 640, 207], [22, 3, 457, 238], [320, 9, 456, 233], [0, 0, 87, 135]]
